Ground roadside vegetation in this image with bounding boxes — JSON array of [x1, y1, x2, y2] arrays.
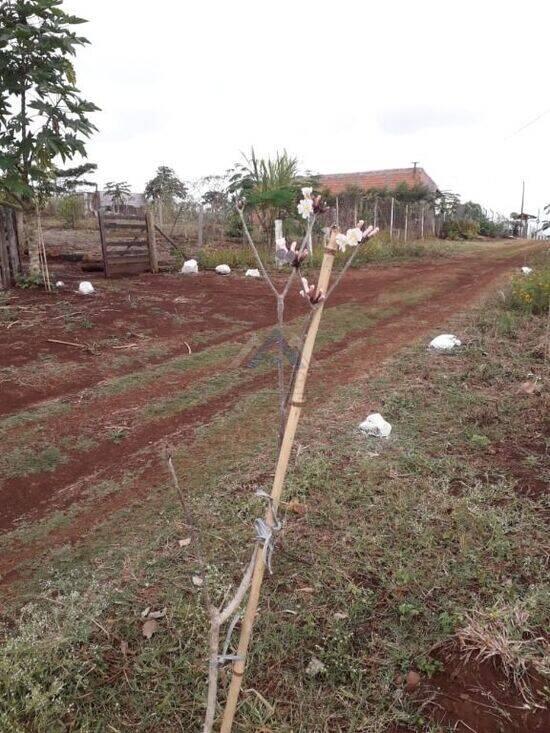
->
[[0, 255, 547, 732]]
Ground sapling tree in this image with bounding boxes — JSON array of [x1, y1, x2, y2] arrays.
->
[[104, 180, 131, 213], [0, 0, 99, 276], [144, 165, 187, 225], [169, 187, 378, 732]]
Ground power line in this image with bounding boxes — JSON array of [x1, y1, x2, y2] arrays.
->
[[505, 107, 550, 140]]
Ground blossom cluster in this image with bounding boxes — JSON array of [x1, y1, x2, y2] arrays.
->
[[336, 221, 379, 252], [299, 276, 324, 304], [297, 187, 326, 219], [275, 237, 308, 267], [297, 188, 314, 219]]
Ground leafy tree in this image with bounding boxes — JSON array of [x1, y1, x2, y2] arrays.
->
[[393, 182, 433, 204], [227, 148, 314, 242], [57, 192, 84, 228], [202, 189, 228, 210], [0, 0, 99, 275], [144, 165, 186, 224], [435, 190, 461, 219], [462, 200, 506, 238], [55, 161, 97, 192], [104, 181, 131, 213]]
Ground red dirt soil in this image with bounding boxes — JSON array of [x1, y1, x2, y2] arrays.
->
[[0, 244, 544, 550], [411, 644, 550, 733], [1, 242, 547, 733]]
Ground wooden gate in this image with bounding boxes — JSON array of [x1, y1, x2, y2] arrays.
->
[[0, 206, 21, 289], [98, 211, 158, 278]]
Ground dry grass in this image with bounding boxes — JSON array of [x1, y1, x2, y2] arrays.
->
[[456, 602, 550, 705]]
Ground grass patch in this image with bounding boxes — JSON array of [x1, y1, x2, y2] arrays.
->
[[0, 266, 548, 731], [96, 341, 243, 398], [0, 402, 70, 438], [0, 444, 66, 479]]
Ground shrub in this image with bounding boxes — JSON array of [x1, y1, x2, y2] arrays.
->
[[440, 219, 480, 240], [510, 267, 550, 315], [224, 209, 244, 239], [479, 219, 506, 238], [57, 194, 85, 229]]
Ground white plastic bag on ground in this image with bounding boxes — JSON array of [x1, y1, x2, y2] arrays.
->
[[181, 259, 198, 274], [245, 268, 261, 278], [521, 266, 533, 275], [359, 413, 392, 438], [429, 334, 461, 351], [215, 264, 231, 275], [78, 281, 94, 295]]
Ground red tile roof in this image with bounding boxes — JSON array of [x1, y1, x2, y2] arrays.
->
[[319, 167, 438, 195]]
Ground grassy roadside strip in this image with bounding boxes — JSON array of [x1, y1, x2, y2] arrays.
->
[[0, 266, 548, 732]]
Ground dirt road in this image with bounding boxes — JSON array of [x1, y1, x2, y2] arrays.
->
[[0, 239, 544, 588]]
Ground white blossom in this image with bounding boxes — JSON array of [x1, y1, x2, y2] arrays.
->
[[336, 233, 350, 251], [346, 227, 364, 247], [300, 276, 313, 298], [297, 197, 314, 219], [301, 186, 313, 198], [335, 223, 379, 251]]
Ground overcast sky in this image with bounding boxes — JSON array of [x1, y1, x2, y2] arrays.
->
[[67, 0, 549, 217]]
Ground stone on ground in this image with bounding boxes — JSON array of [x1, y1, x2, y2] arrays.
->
[[181, 259, 199, 274], [429, 334, 461, 351], [359, 413, 392, 438]]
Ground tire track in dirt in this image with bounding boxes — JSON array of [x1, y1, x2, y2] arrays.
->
[[0, 261, 430, 416], [0, 243, 545, 588]]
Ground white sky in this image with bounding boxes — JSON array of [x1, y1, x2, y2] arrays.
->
[[67, 0, 549, 217]]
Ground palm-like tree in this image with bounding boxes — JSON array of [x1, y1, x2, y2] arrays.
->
[[104, 181, 131, 213], [228, 149, 313, 242], [144, 166, 186, 225]]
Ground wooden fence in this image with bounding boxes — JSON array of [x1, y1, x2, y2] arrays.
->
[[0, 206, 21, 289], [98, 211, 158, 278]]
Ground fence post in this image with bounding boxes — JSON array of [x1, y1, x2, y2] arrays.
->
[[274, 219, 283, 267], [420, 204, 425, 239], [146, 211, 159, 273], [197, 204, 204, 249], [335, 196, 339, 228], [389, 197, 394, 240], [0, 208, 10, 289], [404, 204, 409, 242], [97, 210, 109, 279], [373, 198, 378, 228]]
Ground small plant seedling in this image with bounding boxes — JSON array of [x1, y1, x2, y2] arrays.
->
[[469, 433, 491, 450], [108, 428, 128, 444]]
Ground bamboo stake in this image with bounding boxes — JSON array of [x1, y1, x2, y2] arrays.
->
[[219, 227, 339, 732], [35, 204, 52, 291]]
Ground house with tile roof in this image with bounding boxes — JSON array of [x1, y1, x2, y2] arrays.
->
[[319, 166, 438, 196]]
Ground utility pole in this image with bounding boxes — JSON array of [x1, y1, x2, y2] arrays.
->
[[520, 180, 526, 238]]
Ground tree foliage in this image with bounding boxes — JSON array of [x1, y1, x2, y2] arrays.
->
[[227, 148, 314, 241], [0, 0, 99, 207], [56, 191, 84, 228], [104, 181, 131, 211], [144, 165, 187, 206], [462, 200, 507, 238]]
